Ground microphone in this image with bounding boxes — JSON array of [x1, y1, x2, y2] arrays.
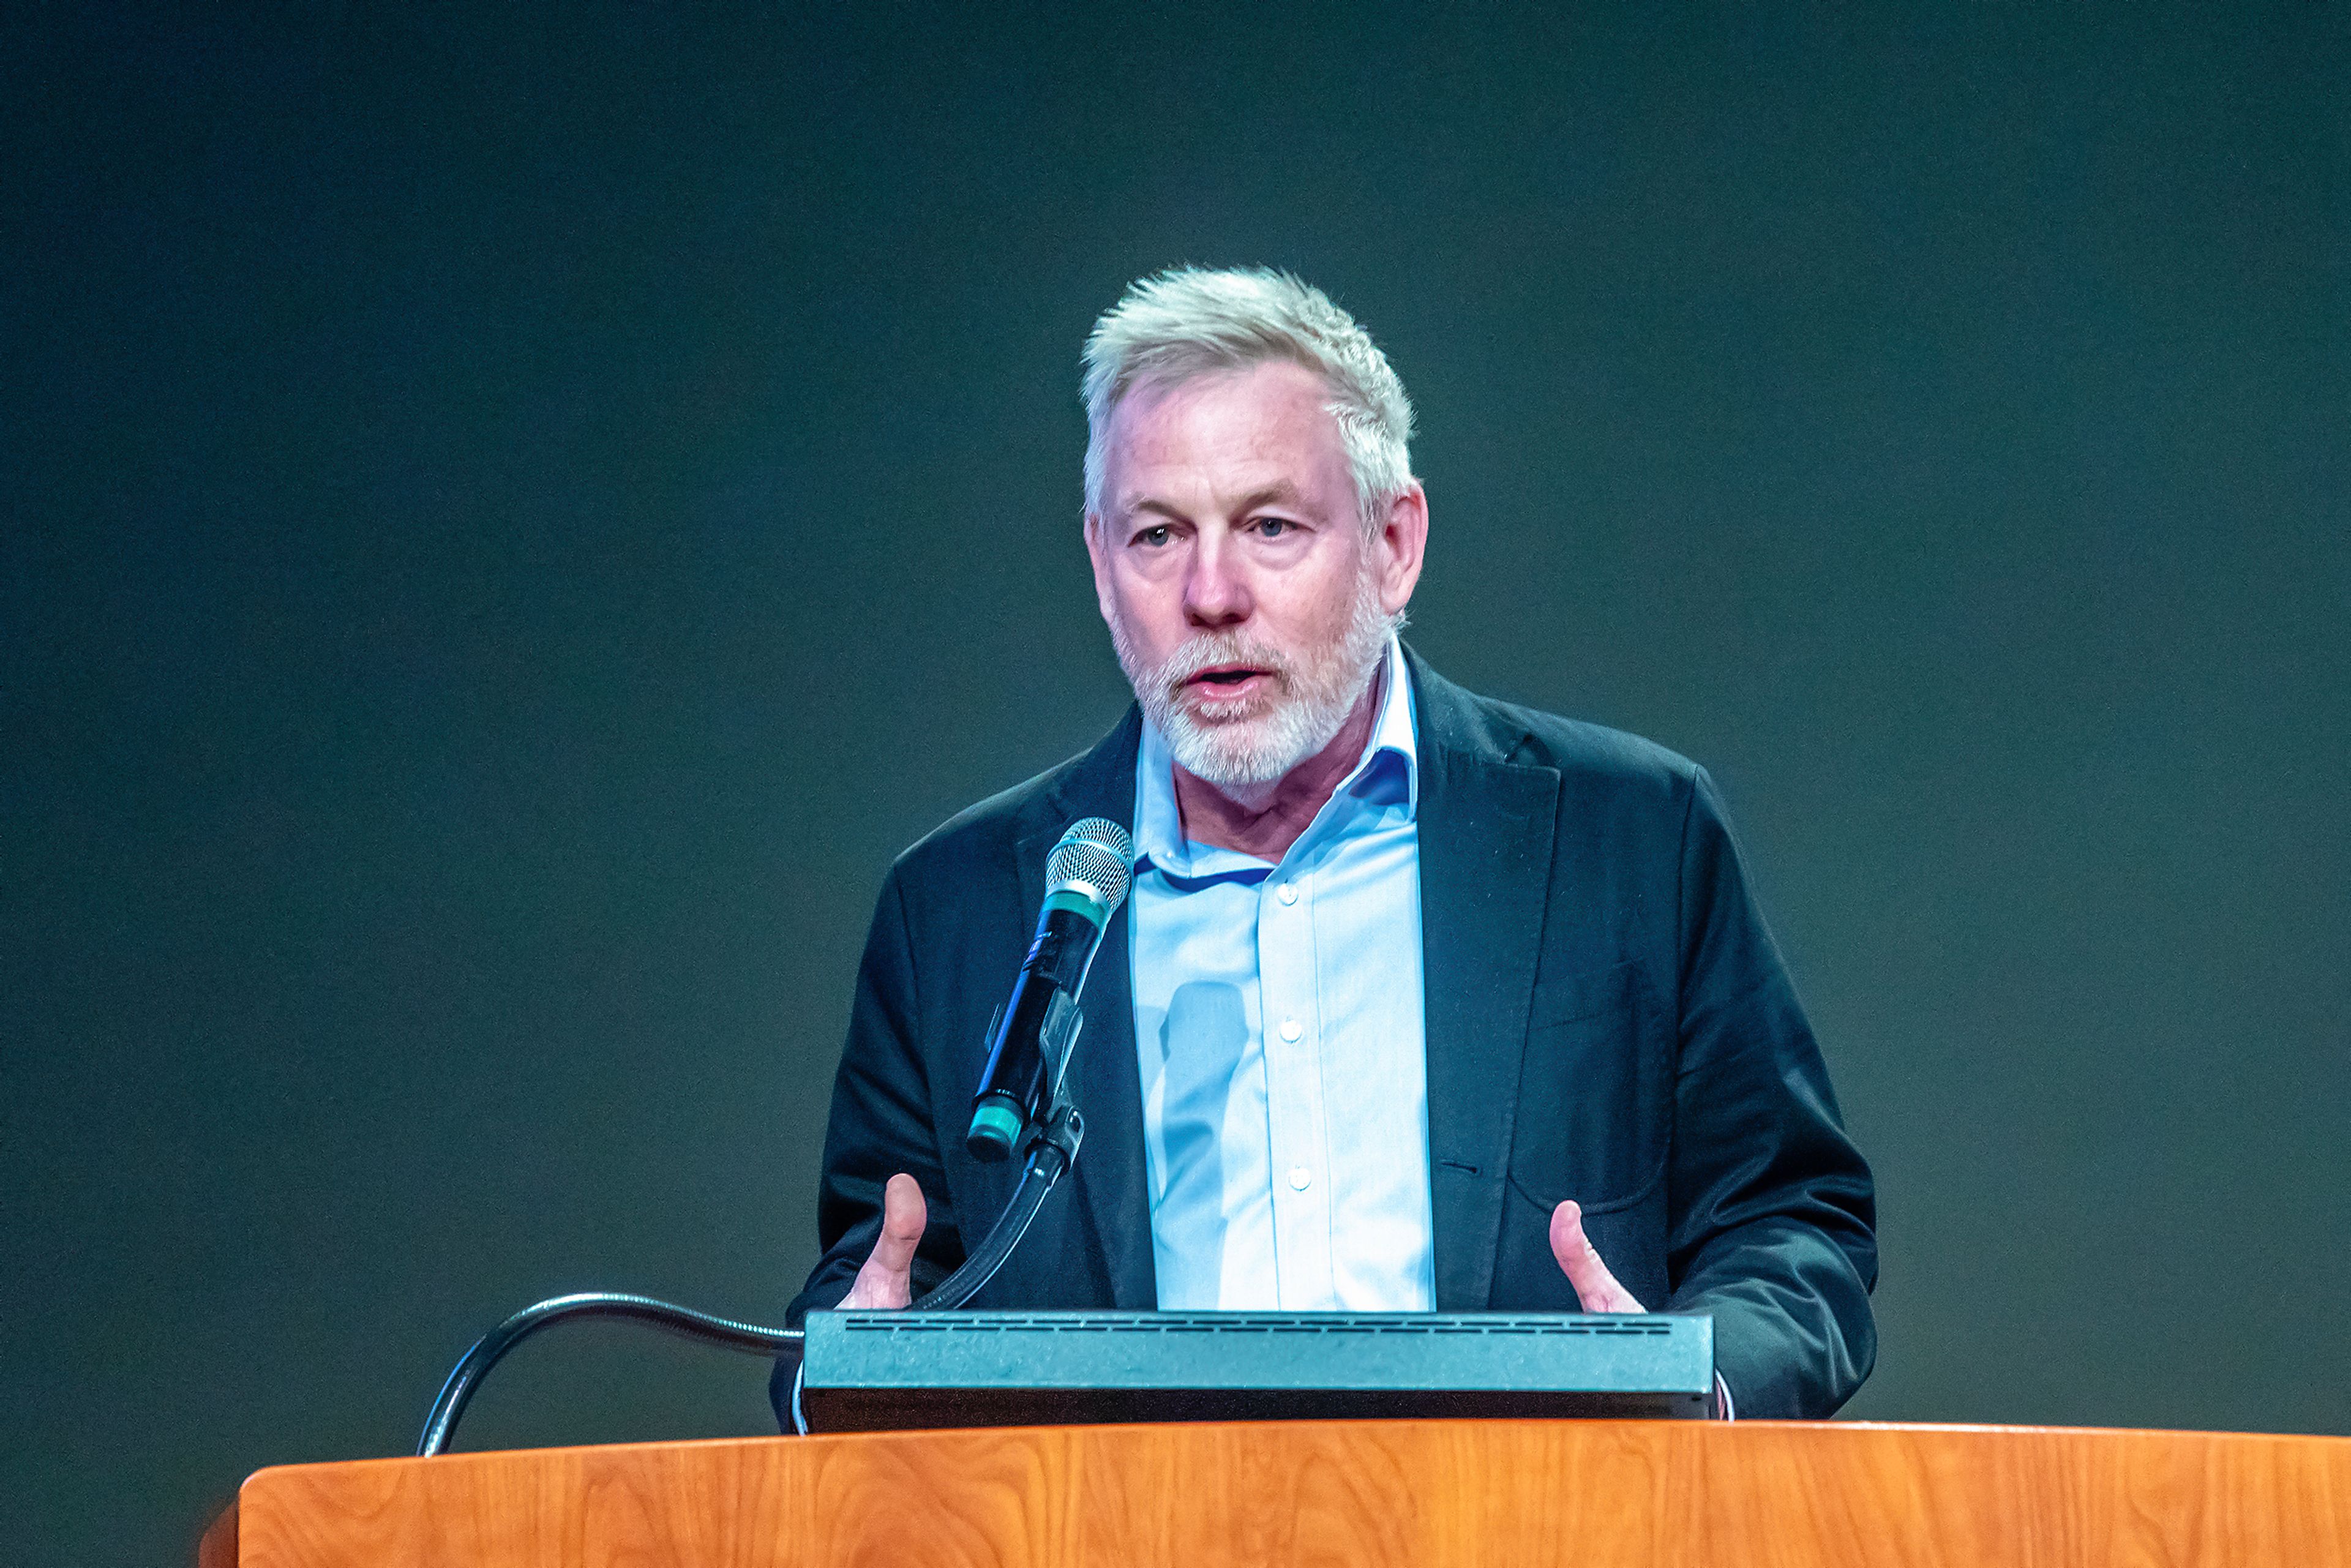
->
[[966, 817, 1135, 1162]]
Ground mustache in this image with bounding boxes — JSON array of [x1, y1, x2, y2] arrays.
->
[[1155, 633, 1294, 694]]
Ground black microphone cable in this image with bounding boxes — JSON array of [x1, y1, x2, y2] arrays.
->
[[416, 820, 1128, 1456], [416, 1294, 801, 1457], [416, 1099, 1082, 1457]]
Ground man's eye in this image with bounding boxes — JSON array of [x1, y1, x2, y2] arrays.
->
[[1135, 525, 1172, 547], [1253, 517, 1295, 538]]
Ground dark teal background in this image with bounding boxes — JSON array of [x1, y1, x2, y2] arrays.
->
[[6, 6, 2346, 1564]]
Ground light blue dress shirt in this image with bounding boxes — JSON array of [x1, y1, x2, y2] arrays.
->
[[1128, 636, 1436, 1310]]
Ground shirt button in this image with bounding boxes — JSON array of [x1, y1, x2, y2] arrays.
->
[[1277, 883, 1299, 906], [1278, 1018, 1302, 1043], [1288, 1165, 1313, 1191]]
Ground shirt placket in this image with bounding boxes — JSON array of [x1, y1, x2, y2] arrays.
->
[[1256, 860, 1333, 1310]]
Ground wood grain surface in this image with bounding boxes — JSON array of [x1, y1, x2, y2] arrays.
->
[[220, 1419, 2351, 1567]]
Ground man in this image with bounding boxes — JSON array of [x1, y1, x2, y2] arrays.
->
[[780, 268, 1875, 1420]]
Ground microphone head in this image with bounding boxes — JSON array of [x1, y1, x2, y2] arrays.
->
[[1045, 817, 1134, 921]]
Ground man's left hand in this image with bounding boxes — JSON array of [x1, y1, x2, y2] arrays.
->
[[1548, 1199, 1647, 1313]]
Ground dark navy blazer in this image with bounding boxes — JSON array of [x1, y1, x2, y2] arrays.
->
[[780, 650, 1877, 1419]]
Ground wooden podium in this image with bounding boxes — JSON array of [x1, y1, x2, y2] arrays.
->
[[201, 1419, 2351, 1567]]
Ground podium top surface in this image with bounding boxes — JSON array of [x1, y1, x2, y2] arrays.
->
[[208, 1418, 2351, 1568]]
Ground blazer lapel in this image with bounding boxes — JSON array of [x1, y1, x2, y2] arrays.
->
[[1408, 651, 1559, 1310], [1018, 707, 1157, 1308]]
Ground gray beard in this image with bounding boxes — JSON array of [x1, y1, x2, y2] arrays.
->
[[1109, 570, 1395, 792]]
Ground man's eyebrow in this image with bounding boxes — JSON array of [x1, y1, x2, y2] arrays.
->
[[1118, 481, 1315, 524], [1231, 481, 1312, 514], [1124, 498, 1192, 525]]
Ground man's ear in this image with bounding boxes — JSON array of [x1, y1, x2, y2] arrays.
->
[[1375, 481, 1429, 616]]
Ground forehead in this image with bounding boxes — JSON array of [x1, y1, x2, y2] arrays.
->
[[1103, 360, 1351, 506]]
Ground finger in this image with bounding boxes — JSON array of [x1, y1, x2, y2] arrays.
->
[[842, 1173, 927, 1308], [1549, 1199, 1646, 1313]]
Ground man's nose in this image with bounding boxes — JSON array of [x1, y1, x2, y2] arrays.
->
[[1183, 532, 1253, 628]]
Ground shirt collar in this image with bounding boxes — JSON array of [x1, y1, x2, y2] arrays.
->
[[1133, 634, 1418, 878]]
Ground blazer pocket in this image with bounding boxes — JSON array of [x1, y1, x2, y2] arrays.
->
[[1506, 960, 1670, 1215]]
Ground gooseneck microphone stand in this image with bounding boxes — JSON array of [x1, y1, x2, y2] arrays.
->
[[414, 1094, 1085, 1457], [908, 1096, 1084, 1312]]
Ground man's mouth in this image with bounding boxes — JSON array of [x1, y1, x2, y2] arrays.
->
[[1182, 664, 1276, 700]]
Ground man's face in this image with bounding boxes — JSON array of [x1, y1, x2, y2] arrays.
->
[[1085, 359, 1425, 788]]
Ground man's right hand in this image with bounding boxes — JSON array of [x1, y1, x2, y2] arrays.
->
[[836, 1171, 927, 1308]]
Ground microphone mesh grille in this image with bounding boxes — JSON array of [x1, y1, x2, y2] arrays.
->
[[1047, 817, 1135, 916]]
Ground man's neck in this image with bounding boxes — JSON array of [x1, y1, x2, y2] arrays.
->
[[1171, 662, 1386, 863]]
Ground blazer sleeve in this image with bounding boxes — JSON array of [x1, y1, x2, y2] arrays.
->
[[782, 865, 969, 1327], [1660, 766, 1878, 1417]]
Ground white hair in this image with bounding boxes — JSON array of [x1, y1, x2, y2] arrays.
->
[[1082, 267, 1417, 530]]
